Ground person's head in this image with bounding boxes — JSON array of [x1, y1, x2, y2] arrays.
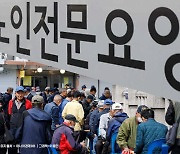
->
[[31, 87, 36, 92], [7, 87, 13, 94], [141, 109, 154, 122], [81, 85, 87, 91], [90, 86, 96, 96], [135, 105, 149, 123], [15, 86, 25, 102], [36, 86, 40, 92], [66, 91, 73, 101], [110, 103, 123, 117], [80, 92, 86, 101], [104, 90, 111, 99], [65, 84, 70, 89], [86, 95, 94, 103], [64, 114, 78, 128], [32, 95, 44, 109], [45, 87, 50, 94], [60, 88, 67, 98], [104, 87, 110, 91], [53, 95, 63, 106], [25, 87, 31, 93], [73, 91, 81, 101], [91, 100, 98, 110], [103, 99, 113, 109]]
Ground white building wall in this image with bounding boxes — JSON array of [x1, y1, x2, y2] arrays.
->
[[0, 69, 17, 93], [77, 75, 113, 98]]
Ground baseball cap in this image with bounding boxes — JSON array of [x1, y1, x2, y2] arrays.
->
[[97, 100, 104, 108], [25, 87, 31, 92], [45, 87, 50, 91], [15, 86, 25, 92], [104, 99, 113, 105], [32, 95, 44, 104], [137, 105, 149, 114], [111, 103, 123, 110], [65, 114, 79, 123]]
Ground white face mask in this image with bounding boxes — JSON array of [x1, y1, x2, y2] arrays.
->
[[70, 125, 75, 129], [137, 117, 143, 123]]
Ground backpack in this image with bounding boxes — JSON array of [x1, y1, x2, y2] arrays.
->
[[166, 116, 180, 147]]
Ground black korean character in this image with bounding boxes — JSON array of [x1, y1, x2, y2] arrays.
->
[[60, 5, 96, 69], [0, 22, 9, 43], [34, 2, 58, 62], [33, 2, 58, 43], [98, 9, 145, 70], [11, 4, 30, 55], [165, 54, 180, 91]]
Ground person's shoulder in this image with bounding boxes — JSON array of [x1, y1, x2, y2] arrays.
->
[[101, 112, 109, 118], [124, 116, 135, 123], [25, 98, 31, 104], [156, 121, 168, 129]]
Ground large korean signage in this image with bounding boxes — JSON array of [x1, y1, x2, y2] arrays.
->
[[0, 0, 179, 101]]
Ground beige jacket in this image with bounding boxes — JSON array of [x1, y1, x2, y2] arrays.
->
[[62, 100, 84, 131]]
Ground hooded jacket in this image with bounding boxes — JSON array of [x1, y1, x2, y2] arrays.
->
[[51, 122, 82, 154], [107, 112, 128, 141], [107, 112, 128, 153], [15, 108, 51, 154]]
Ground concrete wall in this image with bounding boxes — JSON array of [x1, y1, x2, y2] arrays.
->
[[77, 75, 113, 98], [78, 75, 168, 124], [0, 68, 17, 94]]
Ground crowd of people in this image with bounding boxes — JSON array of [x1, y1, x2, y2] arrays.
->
[[0, 85, 179, 154]]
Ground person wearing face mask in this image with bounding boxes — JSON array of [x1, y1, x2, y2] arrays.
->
[[135, 109, 167, 154], [116, 105, 148, 154], [51, 114, 86, 154]]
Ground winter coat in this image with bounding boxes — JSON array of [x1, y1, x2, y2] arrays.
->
[[2, 92, 12, 112], [82, 99, 91, 119], [8, 98, 32, 132], [93, 108, 110, 135], [106, 112, 128, 153], [51, 122, 82, 154], [135, 118, 167, 154], [26, 93, 33, 102], [44, 102, 60, 130], [62, 100, 84, 131], [99, 94, 107, 100], [107, 112, 128, 141], [59, 98, 70, 124], [116, 116, 138, 150], [165, 101, 180, 142], [15, 108, 52, 154]]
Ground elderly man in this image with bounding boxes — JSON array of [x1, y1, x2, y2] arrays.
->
[[44, 95, 62, 133], [116, 105, 148, 154], [135, 109, 167, 154], [15, 95, 51, 154], [8, 86, 32, 154], [52, 114, 86, 154]]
